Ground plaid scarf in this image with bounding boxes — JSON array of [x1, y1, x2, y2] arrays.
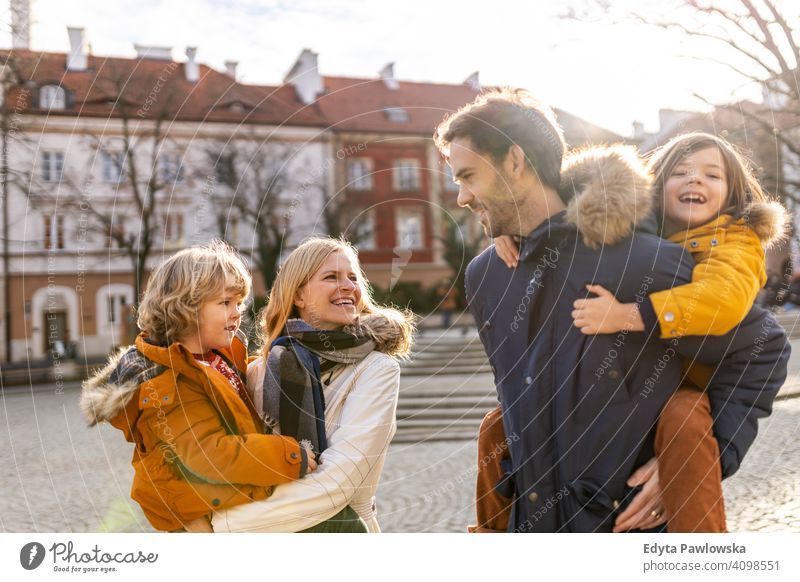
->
[[262, 319, 375, 454]]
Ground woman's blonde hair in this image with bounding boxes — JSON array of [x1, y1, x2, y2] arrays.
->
[[259, 236, 415, 358], [137, 240, 251, 345], [648, 132, 767, 226]]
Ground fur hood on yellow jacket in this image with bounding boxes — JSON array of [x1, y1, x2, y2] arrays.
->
[[559, 144, 790, 250]]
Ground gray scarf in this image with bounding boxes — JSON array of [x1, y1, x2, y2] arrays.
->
[[261, 319, 375, 454]]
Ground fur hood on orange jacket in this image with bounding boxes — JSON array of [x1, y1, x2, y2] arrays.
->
[[80, 331, 306, 532]]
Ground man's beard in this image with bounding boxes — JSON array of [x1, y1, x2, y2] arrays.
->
[[480, 174, 526, 237]]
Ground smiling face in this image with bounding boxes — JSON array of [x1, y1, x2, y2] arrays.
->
[[662, 146, 729, 235], [294, 250, 363, 330], [180, 285, 245, 354], [447, 137, 524, 238]]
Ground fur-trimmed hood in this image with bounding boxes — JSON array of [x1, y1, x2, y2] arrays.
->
[[80, 345, 157, 441], [744, 200, 790, 248], [561, 145, 653, 250], [345, 311, 415, 359]]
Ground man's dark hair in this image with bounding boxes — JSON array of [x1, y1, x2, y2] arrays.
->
[[434, 87, 566, 191]]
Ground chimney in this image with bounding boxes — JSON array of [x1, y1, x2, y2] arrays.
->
[[284, 48, 323, 105], [11, 0, 30, 49], [463, 71, 480, 91], [632, 120, 646, 140], [224, 60, 238, 80], [134, 44, 173, 60], [185, 47, 199, 82], [67, 27, 88, 71], [379, 62, 398, 90]]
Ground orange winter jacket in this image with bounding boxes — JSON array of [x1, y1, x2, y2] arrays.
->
[[81, 331, 307, 531]]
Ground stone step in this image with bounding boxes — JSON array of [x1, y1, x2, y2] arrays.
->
[[404, 356, 488, 369], [407, 350, 487, 361], [402, 365, 492, 376], [397, 396, 497, 409], [392, 428, 479, 443], [397, 409, 493, 422], [396, 418, 483, 429]]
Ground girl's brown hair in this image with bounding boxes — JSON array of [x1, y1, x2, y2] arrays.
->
[[648, 132, 766, 225]]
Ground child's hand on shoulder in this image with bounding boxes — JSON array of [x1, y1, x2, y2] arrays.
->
[[495, 235, 521, 269], [572, 284, 644, 335]]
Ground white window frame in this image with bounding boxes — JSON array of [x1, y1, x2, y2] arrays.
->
[[393, 159, 420, 192], [395, 206, 424, 250], [443, 164, 459, 192], [347, 157, 373, 191], [40, 85, 66, 110], [102, 151, 126, 183], [353, 210, 376, 250], [384, 107, 409, 123], [43, 213, 65, 250], [159, 152, 185, 184], [164, 213, 184, 246], [41, 151, 64, 182], [96, 284, 135, 336]]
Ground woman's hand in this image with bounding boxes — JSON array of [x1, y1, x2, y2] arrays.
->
[[613, 457, 668, 532], [494, 235, 521, 269], [572, 284, 644, 334]]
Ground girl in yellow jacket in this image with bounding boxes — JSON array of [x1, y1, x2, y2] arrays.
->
[[567, 133, 789, 532], [494, 133, 788, 532], [81, 241, 315, 532]]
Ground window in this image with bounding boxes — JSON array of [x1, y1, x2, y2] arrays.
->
[[102, 151, 126, 183], [347, 158, 373, 191], [383, 107, 409, 123], [41, 151, 64, 182], [164, 214, 184, 245], [224, 216, 239, 246], [106, 222, 124, 249], [159, 153, 185, 183], [40, 85, 66, 110], [214, 154, 236, 187], [393, 159, 420, 191], [43, 214, 65, 250], [443, 164, 459, 192], [395, 207, 424, 250], [352, 211, 376, 250], [107, 294, 127, 324]]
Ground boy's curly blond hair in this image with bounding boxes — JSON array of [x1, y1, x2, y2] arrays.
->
[[137, 240, 251, 344]]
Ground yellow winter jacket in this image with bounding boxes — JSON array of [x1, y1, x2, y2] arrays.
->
[[648, 202, 789, 339], [645, 203, 789, 391]]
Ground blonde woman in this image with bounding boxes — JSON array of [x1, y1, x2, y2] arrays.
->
[[212, 237, 415, 533]]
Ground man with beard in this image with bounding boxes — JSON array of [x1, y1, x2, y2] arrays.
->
[[434, 88, 788, 532]]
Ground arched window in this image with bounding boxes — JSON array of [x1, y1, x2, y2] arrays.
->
[[39, 85, 66, 110]]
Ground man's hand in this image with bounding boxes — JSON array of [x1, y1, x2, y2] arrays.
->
[[494, 235, 520, 269], [613, 457, 668, 532], [572, 284, 644, 334]]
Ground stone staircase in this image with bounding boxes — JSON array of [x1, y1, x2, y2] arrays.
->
[[394, 330, 494, 443], [774, 311, 800, 339]]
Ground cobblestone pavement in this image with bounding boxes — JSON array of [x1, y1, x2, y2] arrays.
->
[[1, 383, 798, 533]]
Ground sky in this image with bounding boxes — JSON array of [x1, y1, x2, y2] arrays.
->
[[0, 0, 785, 137]]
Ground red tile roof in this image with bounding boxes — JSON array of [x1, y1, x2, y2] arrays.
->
[[0, 49, 623, 145], [317, 76, 480, 134], [0, 49, 326, 127]]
